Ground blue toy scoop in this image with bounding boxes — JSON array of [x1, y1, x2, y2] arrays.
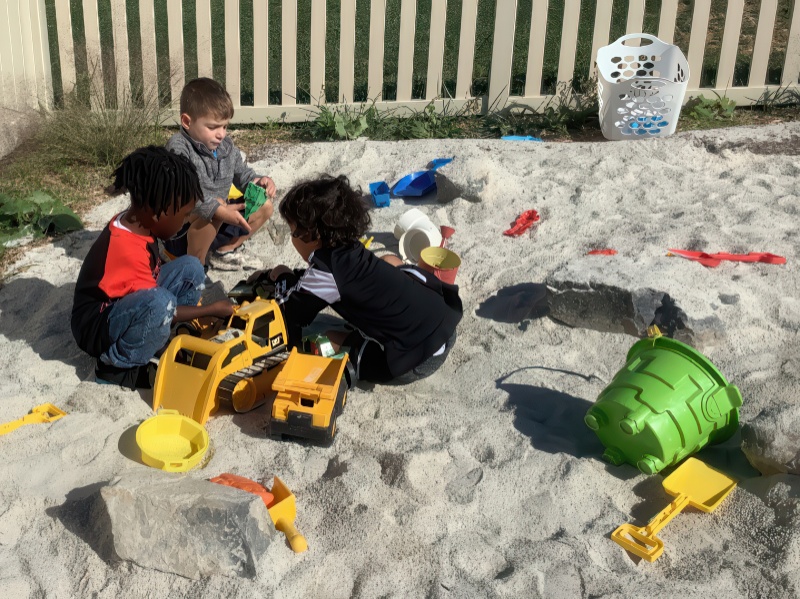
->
[[393, 157, 453, 197], [429, 157, 453, 171], [393, 171, 436, 197]]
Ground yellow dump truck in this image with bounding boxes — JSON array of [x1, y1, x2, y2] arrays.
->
[[152, 298, 351, 443]]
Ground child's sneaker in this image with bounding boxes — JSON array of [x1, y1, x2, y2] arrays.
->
[[208, 246, 260, 272], [95, 360, 154, 390]]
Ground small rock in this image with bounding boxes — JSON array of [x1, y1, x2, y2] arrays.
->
[[718, 293, 740, 305], [741, 404, 800, 475], [445, 467, 484, 504], [100, 471, 274, 579]]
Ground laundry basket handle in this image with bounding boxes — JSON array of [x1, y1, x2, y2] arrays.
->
[[611, 33, 670, 52]]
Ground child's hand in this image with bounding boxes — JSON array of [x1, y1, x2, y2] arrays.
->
[[246, 268, 268, 283], [206, 299, 235, 319], [216, 204, 252, 233], [253, 176, 276, 198], [268, 265, 293, 281]]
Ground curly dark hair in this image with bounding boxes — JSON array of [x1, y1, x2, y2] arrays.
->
[[279, 175, 371, 247], [112, 146, 201, 215]]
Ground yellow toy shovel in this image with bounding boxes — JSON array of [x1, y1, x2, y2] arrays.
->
[[268, 476, 308, 553], [611, 457, 737, 562], [0, 403, 66, 437]]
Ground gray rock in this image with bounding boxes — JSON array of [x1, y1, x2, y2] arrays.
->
[[100, 471, 275, 579], [445, 467, 484, 504], [546, 257, 725, 348], [742, 404, 800, 476]]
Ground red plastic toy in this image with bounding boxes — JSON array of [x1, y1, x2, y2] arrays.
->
[[588, 249, 618, 256], [210, 473, 275, 508], [504, 210, 540, 237], [667, 249, 787, 268]]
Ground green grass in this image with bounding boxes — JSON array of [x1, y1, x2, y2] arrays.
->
[[45, 0, 795, 110]]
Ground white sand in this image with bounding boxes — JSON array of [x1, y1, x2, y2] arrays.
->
[[1, 123, 799, 598]]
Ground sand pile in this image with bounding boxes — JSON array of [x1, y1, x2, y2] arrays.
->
[[0, 122, 798, 598]]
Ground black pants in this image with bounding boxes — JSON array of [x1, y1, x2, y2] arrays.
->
[[346, 330, 457, 384]]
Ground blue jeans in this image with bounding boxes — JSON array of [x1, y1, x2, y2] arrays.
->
[[99, 255, 205, 368]]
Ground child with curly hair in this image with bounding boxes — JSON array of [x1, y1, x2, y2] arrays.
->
[[260, 174, 462, 383]]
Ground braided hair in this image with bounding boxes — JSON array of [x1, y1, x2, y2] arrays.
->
[[279, 175, 371, 248], [112, 146, 201, 215]]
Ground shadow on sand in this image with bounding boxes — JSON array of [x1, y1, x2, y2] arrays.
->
[[477, 283, 549, 327], [497, 367, 604, 459], [45, 483, 117, 562], [0, 276, 92, 377]]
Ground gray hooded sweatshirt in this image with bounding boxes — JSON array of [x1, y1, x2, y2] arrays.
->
[[166, 128, 259, 221]]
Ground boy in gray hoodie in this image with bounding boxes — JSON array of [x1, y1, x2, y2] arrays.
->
[[165, 77, 276, 270]]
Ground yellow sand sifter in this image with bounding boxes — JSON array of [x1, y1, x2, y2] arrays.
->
[[611, 457, 737, 562]]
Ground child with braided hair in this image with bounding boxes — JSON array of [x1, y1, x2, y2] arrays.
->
[[71, 146, 234, 389]]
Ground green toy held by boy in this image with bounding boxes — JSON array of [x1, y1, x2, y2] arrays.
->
[[165, 77, 277, 271], [71, 147, 234, 389]]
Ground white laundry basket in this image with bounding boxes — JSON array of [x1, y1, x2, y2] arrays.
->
[[596, 34, 689, 140]]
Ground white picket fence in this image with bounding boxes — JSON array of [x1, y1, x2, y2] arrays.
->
[[1, 0, 799, 122]]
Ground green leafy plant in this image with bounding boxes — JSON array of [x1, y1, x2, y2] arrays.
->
[[335, 112, 369, 140], [308, 104, 371, 140], [0, 191, 83, 247], [684, 93, 736, 121]]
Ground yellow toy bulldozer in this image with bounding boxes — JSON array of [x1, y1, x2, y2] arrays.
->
[[152, 298, 351, 444]]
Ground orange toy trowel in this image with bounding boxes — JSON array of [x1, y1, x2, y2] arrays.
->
[[268, 476, 308, 553]]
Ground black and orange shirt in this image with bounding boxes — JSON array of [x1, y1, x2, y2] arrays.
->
[[71, 213, 161, 358]]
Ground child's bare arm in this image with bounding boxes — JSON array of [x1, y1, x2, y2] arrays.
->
[[174, 299, 234, 323]]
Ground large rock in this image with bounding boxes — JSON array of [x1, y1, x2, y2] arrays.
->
[[741, 404, 800, 476], [100, 471, 275, 579], [546, 257, 725, 348]]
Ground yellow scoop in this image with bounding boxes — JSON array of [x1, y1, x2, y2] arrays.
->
[[611, 457, 737, 562], [268, 476, 308, 553], [0, 403, 66, 437]]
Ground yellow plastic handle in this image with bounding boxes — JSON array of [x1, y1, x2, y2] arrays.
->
[[276, 519, 308, 553], [644, 493, 690, 536], [0, 416, 38, 436], [0, 404, 66, 436]]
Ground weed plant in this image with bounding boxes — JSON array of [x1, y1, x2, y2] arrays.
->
[[40, 73, 167, 169], [683, 93, 737, 122], [485, 78, 600, 138]]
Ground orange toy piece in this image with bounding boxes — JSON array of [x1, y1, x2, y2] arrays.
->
[[209, 473, 275, 508]]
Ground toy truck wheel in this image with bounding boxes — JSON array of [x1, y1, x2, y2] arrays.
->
[[175, 322, 202, 337], [230, 378, 258, 412]]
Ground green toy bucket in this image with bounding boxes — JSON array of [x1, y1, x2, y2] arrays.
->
[[584, 335, 742, 474]]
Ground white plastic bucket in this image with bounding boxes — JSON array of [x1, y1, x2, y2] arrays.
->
[[394, 208, 427, 240], [596, 34, 689, 141], [400, 224, 442, 263]]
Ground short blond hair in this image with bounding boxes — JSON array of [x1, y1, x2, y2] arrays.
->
[[180, 77, 234, 120]]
